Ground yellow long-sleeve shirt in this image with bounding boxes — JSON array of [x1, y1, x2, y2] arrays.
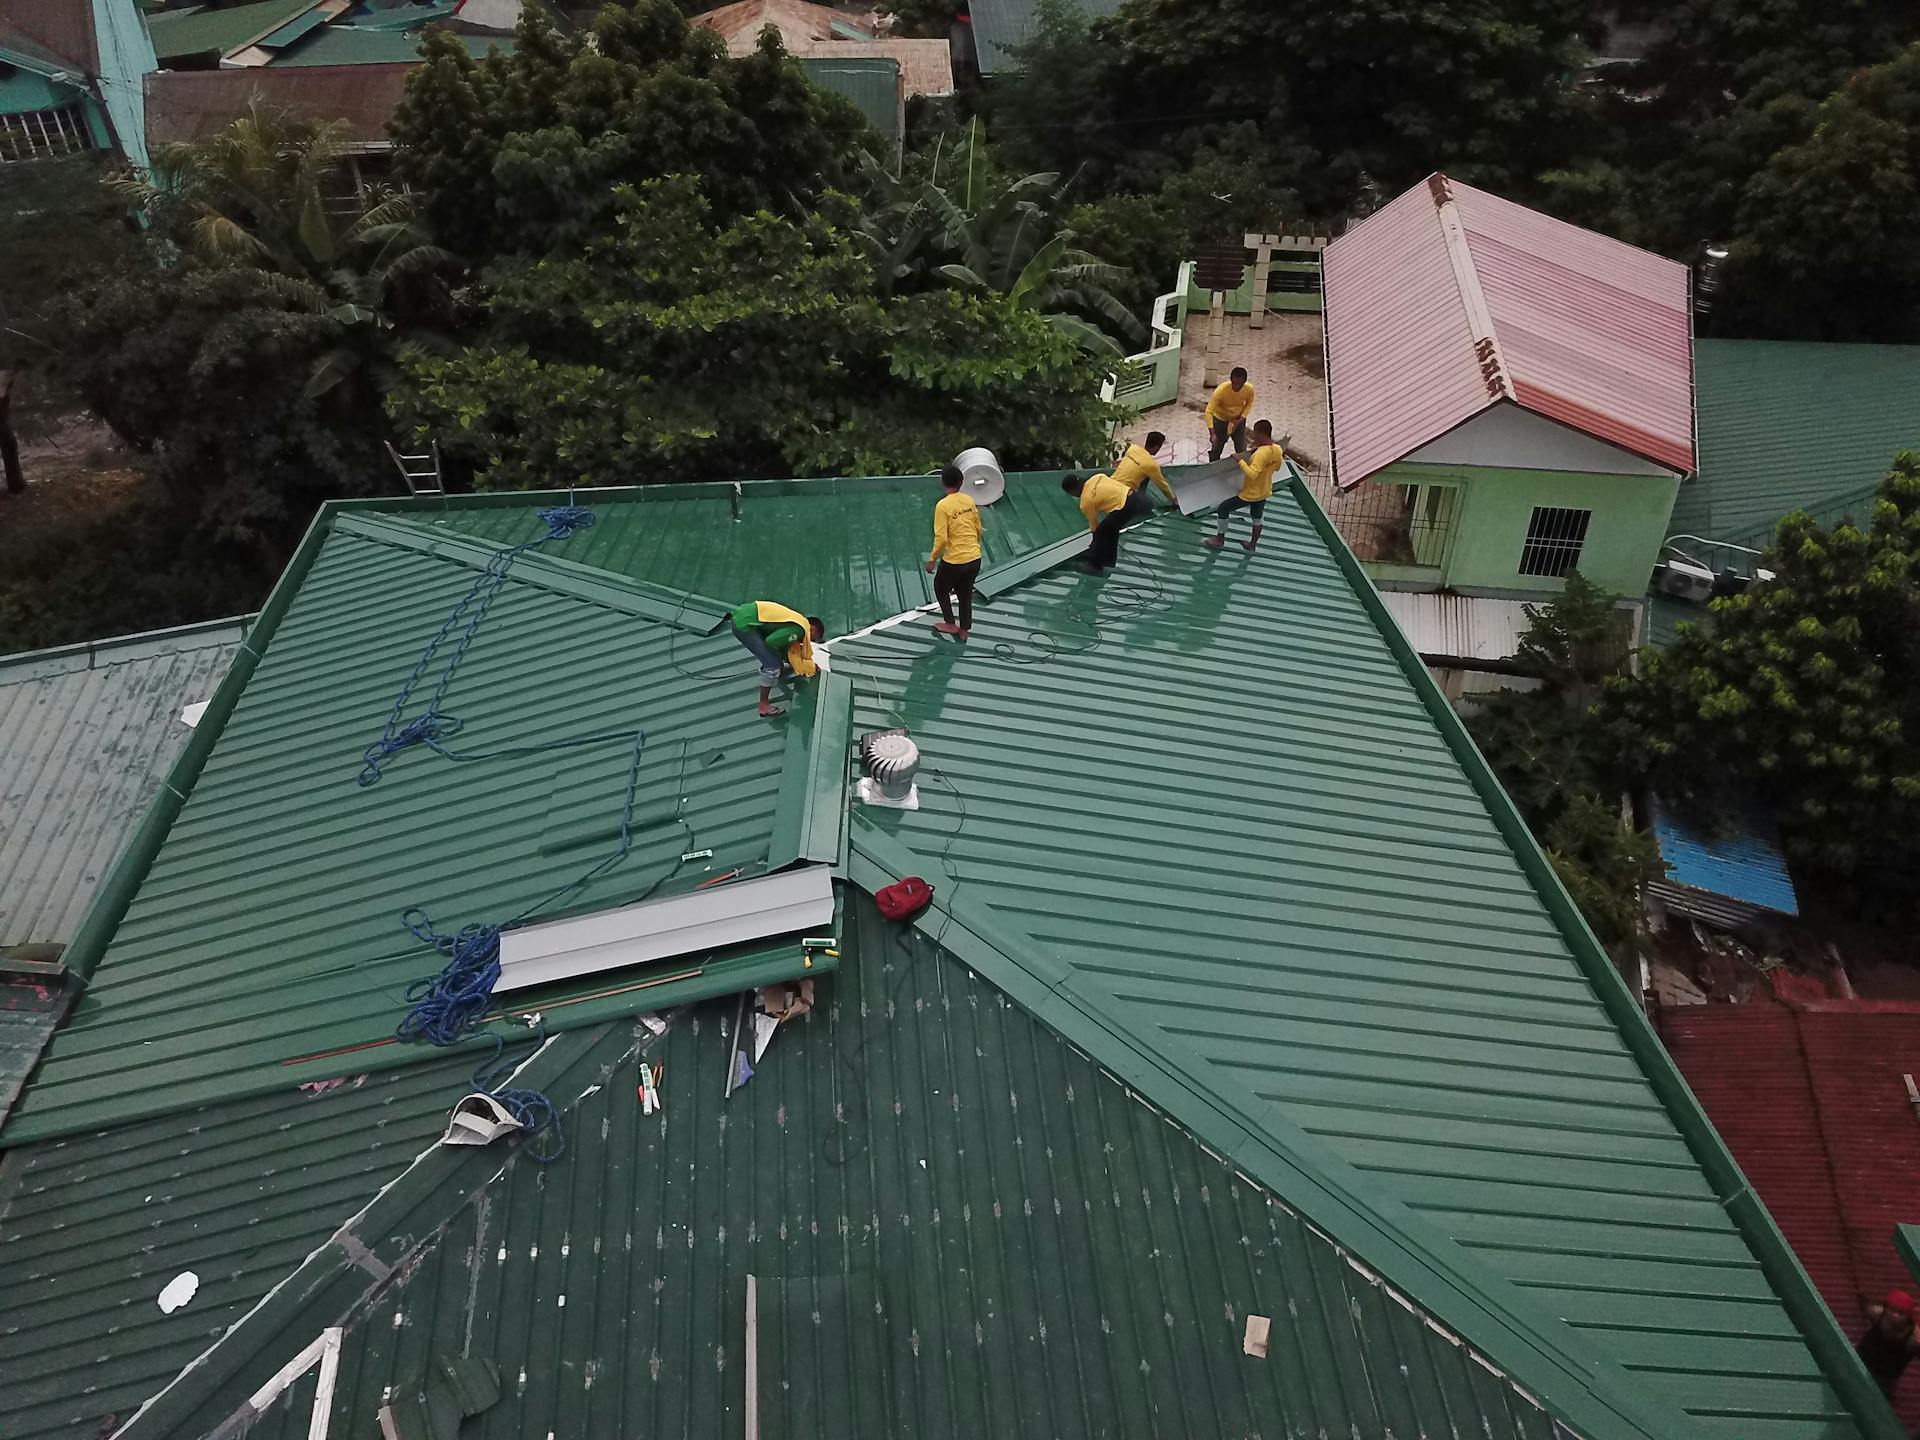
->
[[929, 491, 983, 565], [1205, 380, 1255, 424], [1078, 473, 1130, 530], [1236, 443, 1285, 501], [1110, 443, 1175, 504]]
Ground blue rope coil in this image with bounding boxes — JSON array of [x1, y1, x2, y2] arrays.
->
[[359, 505, 613, 1165]]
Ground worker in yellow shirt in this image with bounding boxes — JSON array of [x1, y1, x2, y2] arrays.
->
[[1205, 366, 1255, 460], [1203, 420, 1288, 552], [1061, 470, 1143, 574], [729, 600, 825, 717], [1110, 431, 1177, 508], [925, 463, 984, 638]]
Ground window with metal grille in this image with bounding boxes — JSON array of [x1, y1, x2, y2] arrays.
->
[[0, 106, 97, 164], [1518, 505, 1592, 578]]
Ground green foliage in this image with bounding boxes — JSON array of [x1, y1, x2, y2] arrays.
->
[[1605, 455, 1920, 880], [393, 177, 1121, 487], [1713, 45, 1920, 340], [1469, 573, 1660, 946], [856, 134, 1146, 354], [391, 0, 867, 259]]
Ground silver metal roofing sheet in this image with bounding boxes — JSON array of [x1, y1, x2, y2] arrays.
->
[[0, 619, 245, 949]]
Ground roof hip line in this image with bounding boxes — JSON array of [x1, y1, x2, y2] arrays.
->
[[1426, 173, 1512, 403]]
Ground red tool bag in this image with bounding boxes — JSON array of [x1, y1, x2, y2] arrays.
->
[[874, 876, 933, 922]]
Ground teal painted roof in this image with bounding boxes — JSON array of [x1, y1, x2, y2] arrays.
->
[[799, 55, 898, 146], [0, 516, 816, 1143], [146, 0, 323, 58], [264, 22, 507, 65], [408, 474, 1087, 636], [832, 487, 1884, 1440], [1674, 338, 1920, 551], [967, 0, 1124, 73], [104, 895, 1580, 1440], [0, 1056, 472, 1440], [0, 471, 1896, 1440]]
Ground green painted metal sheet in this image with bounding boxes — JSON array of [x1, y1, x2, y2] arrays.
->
[[151, 895, 1577, 1440], [1674, 338, 1920, 552], [262, 24, 506, 65], [968, 0, 1124, 73], [799, 56, 898, 147], [409, 473, 1087, 636], [145, 0, 320, 58], [0, 522, 804, 1144], [0, 1056, 471, 1440], [827, 490, 1877, 1440]]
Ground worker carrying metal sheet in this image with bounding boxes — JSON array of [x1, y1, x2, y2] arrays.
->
[[1063, 471, 1145, 575], [926, 463, 984, 640], [729, 600, 824, 718], [1205, 421, 1289, 553], [1204, 367, 1255, 459], [1109, 431, 1177, 508]]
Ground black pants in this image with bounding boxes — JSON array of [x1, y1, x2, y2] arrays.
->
[[1088, 490, 1148, 570], [1209, 417, 1247, 461], [933, 558, 980, 627]]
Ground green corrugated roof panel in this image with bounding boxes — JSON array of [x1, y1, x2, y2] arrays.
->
[[150, 895, 1578, 1440], [146, 0, 322, 59], [402, 473, 1087, 635], [0, 521, 803, 1143], [264, 24, 506, 65], [968, 0, 1124, 73], [799, 56, 898, 146], [0, 1056, 471, 1440], [829, 489, 1878, 1440], [1673, 338, 1920, 551]]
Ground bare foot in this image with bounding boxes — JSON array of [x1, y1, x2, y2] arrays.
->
[[933, 621, 963, 635]]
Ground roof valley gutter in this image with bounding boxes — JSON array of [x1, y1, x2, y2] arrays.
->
[[49, 503, 340, 988], [1286, 472, 1903, 1440], [843, 826, 1697, 1440]]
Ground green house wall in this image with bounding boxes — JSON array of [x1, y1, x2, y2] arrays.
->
[[1377, 461, 1680, 597]]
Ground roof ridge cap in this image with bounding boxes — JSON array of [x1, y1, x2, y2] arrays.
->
[[1427, 173, 1514, 403]]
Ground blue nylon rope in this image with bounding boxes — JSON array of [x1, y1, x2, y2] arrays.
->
[[356, 504, 629, 1166]]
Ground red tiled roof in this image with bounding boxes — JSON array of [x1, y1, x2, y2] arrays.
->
[[145, 63, 417, 148], [1322, 172, 1695, 488], [1662, 994, 1920, 1431], [0, 0, 98, 73]]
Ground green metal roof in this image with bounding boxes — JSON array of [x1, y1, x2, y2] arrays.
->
[[0, 1055, 472, 1440], [0, 516, 813, 1143], [105, 894, 1580, 1440], [831, 485, 1887, 1440], [1673, 338, 1920, 552], [799, 55, 898, 148], [146, 0, 323, 59], [968, 0, 1124, 74], [402, 474, 1087, 637], [263, 22, 507, 66], [0, 472, 1898, 1440]]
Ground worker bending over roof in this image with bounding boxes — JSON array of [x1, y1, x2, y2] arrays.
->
[[1205, 367, 1255, 460], [1063, 471, 1144, 575], [1205, 420, 1287, 553], [729, 600, 824, 718], [1110, 432, 1176, 508], [926, 463, 984, 639]]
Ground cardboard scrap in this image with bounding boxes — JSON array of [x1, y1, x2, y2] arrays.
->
[[759, 979, 814, 1022], [1242, 1314, 1271, 1358]]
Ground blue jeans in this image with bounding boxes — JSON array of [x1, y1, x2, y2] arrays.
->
[[732, 623, 783, 685], [1215, 496, 1266, 533]]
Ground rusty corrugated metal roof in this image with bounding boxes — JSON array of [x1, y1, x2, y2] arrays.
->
[[1324, 173, 1695, 489], [144, 62, 418, 148], [692, 0, 952, 96], [0, 0, 97, 74]]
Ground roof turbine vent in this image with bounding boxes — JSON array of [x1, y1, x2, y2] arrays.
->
[[858, 728, 921, 808]]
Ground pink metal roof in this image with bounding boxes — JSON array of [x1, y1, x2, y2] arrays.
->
[[1323, 173, 1695, 489]]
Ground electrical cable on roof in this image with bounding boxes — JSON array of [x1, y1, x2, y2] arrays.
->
[[987, 552, 1173, 667]]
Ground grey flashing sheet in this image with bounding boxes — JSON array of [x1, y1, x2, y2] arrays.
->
[[495, 865, 836, 992]]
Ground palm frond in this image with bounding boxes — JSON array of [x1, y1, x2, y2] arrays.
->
[[1045, 313, 1124, 357]]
